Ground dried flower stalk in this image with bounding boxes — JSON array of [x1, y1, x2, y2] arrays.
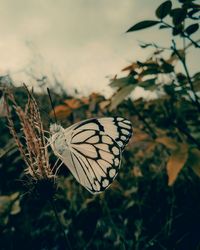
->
[[4, 87, 53, 180]]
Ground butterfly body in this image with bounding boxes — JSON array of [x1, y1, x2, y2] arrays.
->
[[49, 117, 132, 194], [50, 124, 70, 154]]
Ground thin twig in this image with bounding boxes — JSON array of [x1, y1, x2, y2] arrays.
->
[[173, 121, 200, 149], [131, 102, 157, 139], [172, 40, 200, 113], [161, 21, 200, 48], [47, 87, 58, 124]]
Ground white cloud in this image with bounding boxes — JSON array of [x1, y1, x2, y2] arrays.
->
[[0, 0, 199, 99]]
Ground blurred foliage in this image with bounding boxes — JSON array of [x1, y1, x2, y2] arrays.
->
[[0, 0, 200, 249]]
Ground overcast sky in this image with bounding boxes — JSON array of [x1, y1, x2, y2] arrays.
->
[[0, 0, 199, 97]]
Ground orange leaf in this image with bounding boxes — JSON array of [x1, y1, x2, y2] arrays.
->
[[80, 97, 89, 105], [122, 62, 139, 72], [50, 105, 72, 119], [188, 148, 200, 178], [132, 166, 143, 177], [89, 92, 101, 100], [99, 100, 110, 111], [167, 143, 188, 186], [145, 141, 157, 154], [156, 136, 178, 150], [64, 99, 82, 109], [133, 128, 150, 143]]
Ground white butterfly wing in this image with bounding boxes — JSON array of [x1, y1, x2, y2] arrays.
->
[[50, 117, 132, 193], [51, 128, 121, 193], [64, 117, 133, 150]]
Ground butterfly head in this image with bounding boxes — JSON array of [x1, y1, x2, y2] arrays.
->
[[49, 123, 64, 134]]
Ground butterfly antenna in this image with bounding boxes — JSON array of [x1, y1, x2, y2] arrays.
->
[[47, 88, 58, 124]]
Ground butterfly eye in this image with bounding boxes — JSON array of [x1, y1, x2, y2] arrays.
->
[[50, 124, 62, 133]]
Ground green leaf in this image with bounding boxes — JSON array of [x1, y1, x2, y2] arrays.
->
[[182, 2, 199, 10], [172, 24, 184, 36], [0, 192, 20, 226], [126, 20, 160, 32], [140, 68, 161, 76], [156, 1, 172, 19], [109, 85, 135, 111], [137, 61, 159, 68], [188, 9, 200, 19], [139, 43, 153, 48], [109, 76, 137, 88], [178, 0, 195, 3], [170, 8, 187, 25], [193, 72, 200, 91], [159, 24, 170, 29], [185, 23, 199, 35], [177, 73, 187, 85], [139, 78, 157, 91], [161, 60, 174, 73], [163, 85, 175, 96]]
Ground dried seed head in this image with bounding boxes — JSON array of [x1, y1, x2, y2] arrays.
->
[[5, 86, 54, 181]]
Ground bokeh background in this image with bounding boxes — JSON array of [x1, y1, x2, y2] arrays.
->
[[0, 0, 200, 249]]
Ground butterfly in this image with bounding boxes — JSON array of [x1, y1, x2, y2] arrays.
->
[[49, 117, 133, 194]]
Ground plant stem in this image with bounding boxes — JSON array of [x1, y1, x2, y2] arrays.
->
[[161, 21, 200, 48], [172, 40, 200, 113], [131, 102, 157, 139], [183, 34, 200, 49], [49, 198, 72, 250], [173, 121, 200, 150]]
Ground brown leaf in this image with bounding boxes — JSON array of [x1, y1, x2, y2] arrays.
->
[[109, 181, 123, 192], [99, 100, 110, 111], [64, 99, 82, 109], [188, 148, 200, 178], [50, 105, 72, 119], [155, 128, 168, 137], [156, 137, 189, 185], [145, 141, 157, 155], [122, 62, 139, 72], [132, 166, 143, 177], [167, 143, 188, 186], [109, 85, 135, 111], [133, 128, 150, 143], [89, 92, 101, 100], [156, 136, 178, 150], [80, 97, 89, 105]]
